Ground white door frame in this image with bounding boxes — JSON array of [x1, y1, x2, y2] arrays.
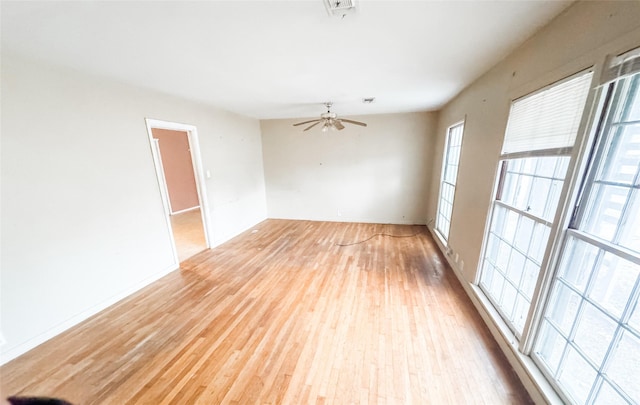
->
[[151, 138, 175, 214], [145, 118, 212, 262]]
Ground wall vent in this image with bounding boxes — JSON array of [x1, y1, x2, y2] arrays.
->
[[323, 0, 357, 17]]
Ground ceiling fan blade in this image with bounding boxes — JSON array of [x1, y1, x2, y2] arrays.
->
[[293, 119, 320, 126], [340, 119, 367, 127], [303, 121, 322, 131], [334, 120, 345, 130]]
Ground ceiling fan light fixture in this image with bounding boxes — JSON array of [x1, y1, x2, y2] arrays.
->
[[293, 102, 367, 132]]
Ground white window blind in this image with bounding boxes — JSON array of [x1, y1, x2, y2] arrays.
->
[[501, 72, 593, 155], [600, 46, 640, 85]]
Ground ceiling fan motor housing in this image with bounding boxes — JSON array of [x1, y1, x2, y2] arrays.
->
[[323, 0, 357, 17]]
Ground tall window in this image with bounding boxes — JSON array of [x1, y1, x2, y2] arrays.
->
[[479, 72, 593, 337], [533, 71, 640, 404], [435, 122, 464, 243]]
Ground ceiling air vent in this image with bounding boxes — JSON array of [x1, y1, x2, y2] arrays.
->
[[323, 0, 357, 18]]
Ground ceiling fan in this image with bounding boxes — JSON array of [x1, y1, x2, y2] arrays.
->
[[293, 102, 367, 132]]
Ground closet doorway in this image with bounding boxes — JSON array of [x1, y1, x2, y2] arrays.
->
[[145, 119, 211, 264]]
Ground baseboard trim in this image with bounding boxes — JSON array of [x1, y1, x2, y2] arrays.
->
[[266, 216, 426, 226], [210, 216, 269, 248], [0, 262, 179, 365]]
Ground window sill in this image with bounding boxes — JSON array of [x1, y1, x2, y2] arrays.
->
[[467, 283, 565, 405], [427, 226, 565, 405]]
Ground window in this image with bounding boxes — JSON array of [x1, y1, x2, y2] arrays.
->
[[479, 72, 593, 337], [481, 155, 570, 335], [435, 122, 464, 243], [474, 47, 640, 405], [533, 72, 640, 405]]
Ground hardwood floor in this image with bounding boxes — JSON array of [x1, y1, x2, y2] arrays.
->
[[170, 208, 207, 262], [0, 220, 532, 404]]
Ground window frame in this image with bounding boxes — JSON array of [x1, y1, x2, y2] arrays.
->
[[435, 120, 465, 244], [472, 46, 640, 405], [530, 72, 640, 405], [477, 69, 596, 341], [519, 72, 608, 355], [480, 154, 572, 338]]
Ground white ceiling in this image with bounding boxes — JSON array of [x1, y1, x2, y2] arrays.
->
[[1, 0, 572, 119]]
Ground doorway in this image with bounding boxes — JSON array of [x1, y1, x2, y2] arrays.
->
[[145, 119, 211, 264]]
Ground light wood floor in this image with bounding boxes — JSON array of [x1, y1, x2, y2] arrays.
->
[[170, 207, 207, 262], [0, 220, 531, 404]]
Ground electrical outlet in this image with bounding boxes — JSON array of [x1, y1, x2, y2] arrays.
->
[[337, 209, 342, 217], [460, 260, 464, 272], [455, 253, 459, 263]]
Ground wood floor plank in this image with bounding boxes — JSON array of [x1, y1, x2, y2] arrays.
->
[[1, 219, 532, 404]]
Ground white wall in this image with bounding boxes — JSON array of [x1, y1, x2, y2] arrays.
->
[[426, 1, 640, 403], [261, 112, 437, 224], [0, 53, 267, 363]]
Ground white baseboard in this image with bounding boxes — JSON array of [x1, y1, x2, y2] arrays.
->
[[0, 262, 179, 365], [266, 215, 426, 226], [210, 216, 269, 248]]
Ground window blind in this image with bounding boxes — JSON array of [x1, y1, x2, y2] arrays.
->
[[501, 72, 593, 155], [600, 46, 640, 85]]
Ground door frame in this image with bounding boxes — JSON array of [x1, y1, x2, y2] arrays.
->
[[145, 118, 212, 262]]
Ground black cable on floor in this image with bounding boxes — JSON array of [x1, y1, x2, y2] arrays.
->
[[335, 232, 421, 247]]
